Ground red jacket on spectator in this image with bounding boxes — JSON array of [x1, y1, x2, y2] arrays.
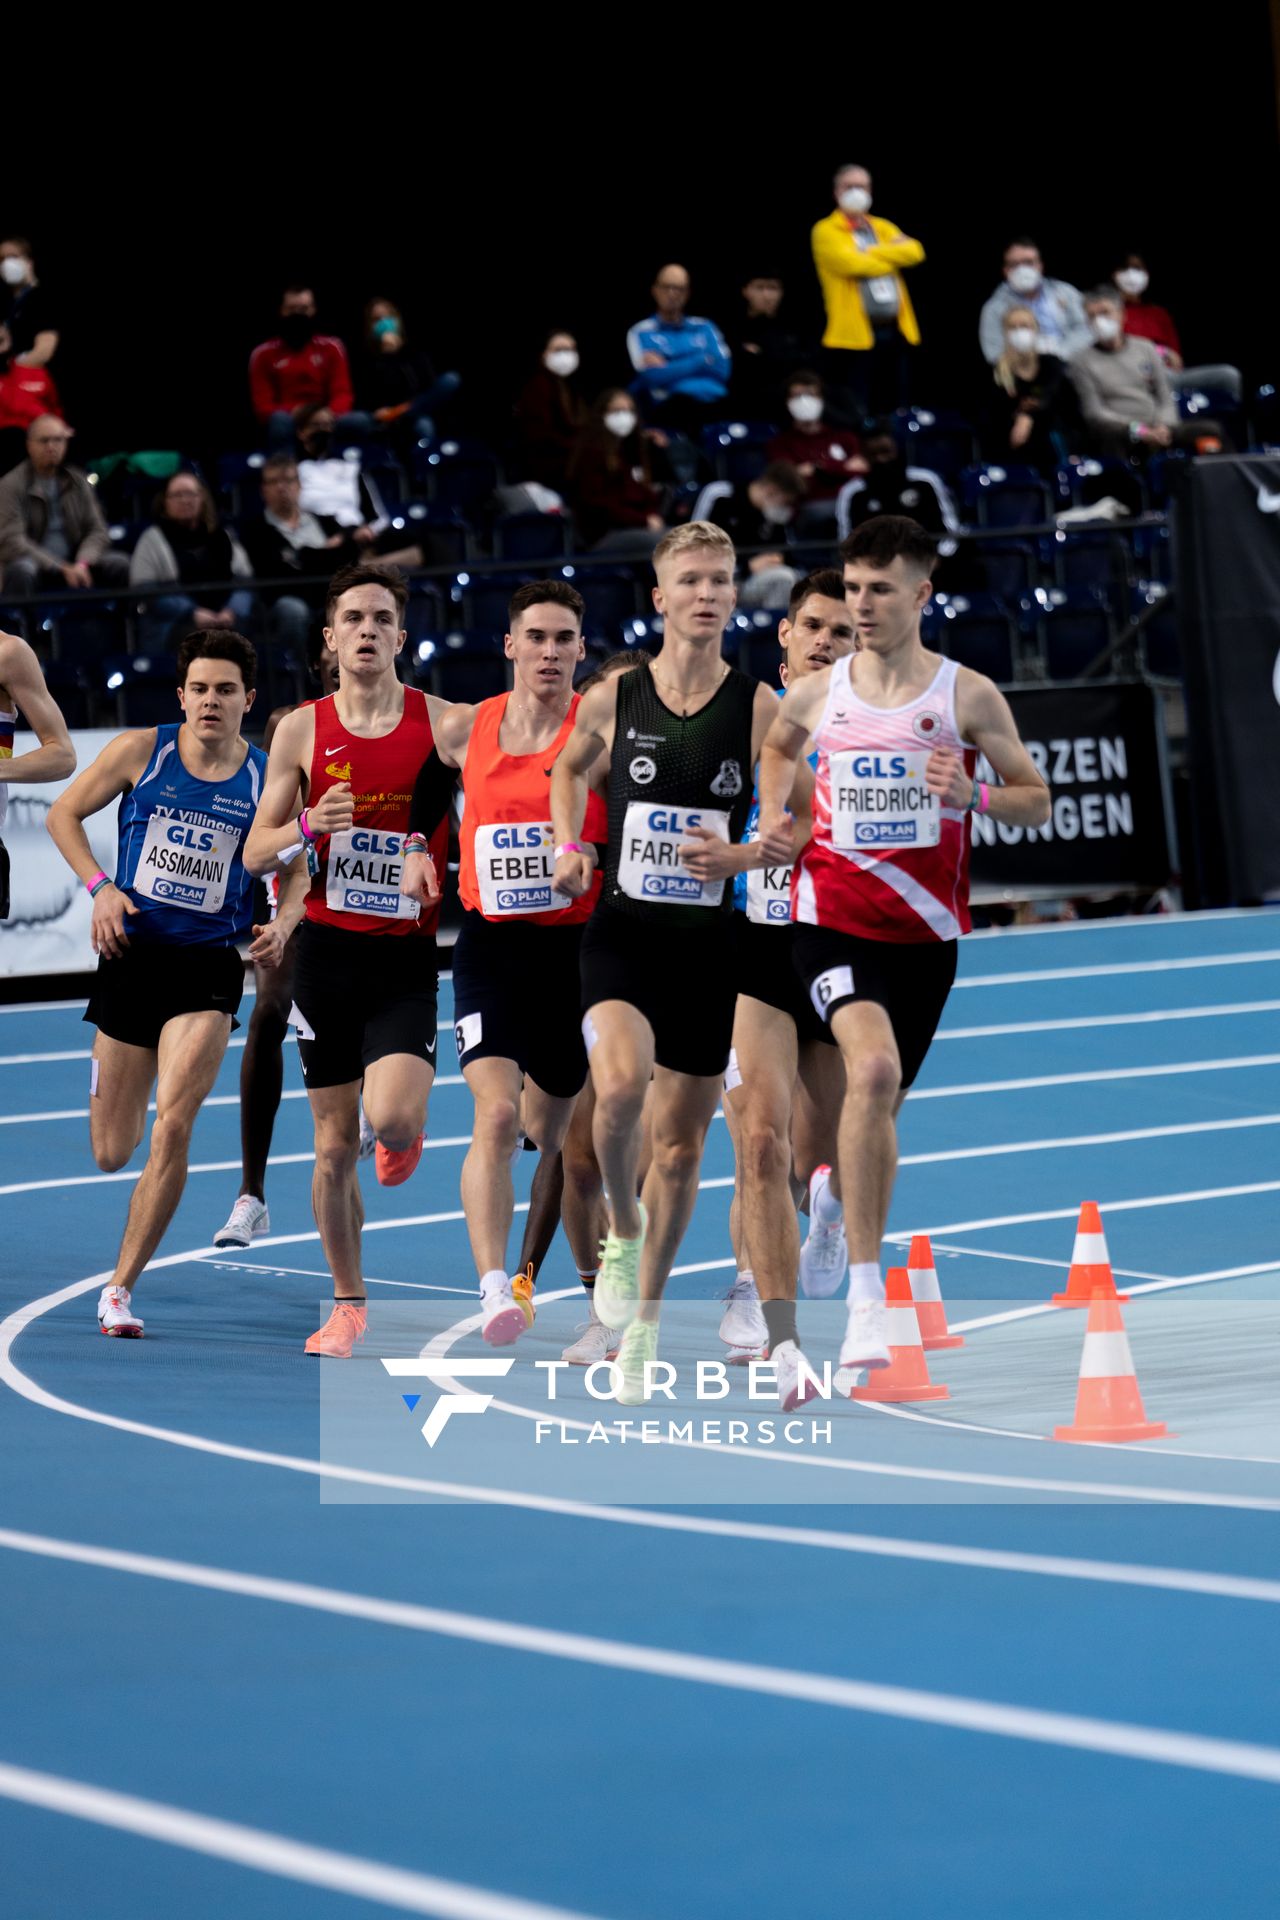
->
[[0, 361, 61, 433], [1121, 303, 1181, 360], [766, 423, 863, 499], [249, 335, 354, 423]]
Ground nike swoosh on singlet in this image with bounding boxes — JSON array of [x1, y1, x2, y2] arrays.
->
[[325, 745, 346, 754]]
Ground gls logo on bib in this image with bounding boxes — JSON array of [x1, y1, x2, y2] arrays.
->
[[710, 759, 742, 798]]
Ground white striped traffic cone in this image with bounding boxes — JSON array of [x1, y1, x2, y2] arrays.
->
[[1052, 1201, 1129, 1307], [848, 1268, 950, 1403], [1053, 1294, 1168, 1444], [907, 1234, 963, 1349]]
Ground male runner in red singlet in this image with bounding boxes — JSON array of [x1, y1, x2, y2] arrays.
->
[[245, 564, 450, 1357], [398, 580, 612, 1347], [757, 516, 1050, 1375]]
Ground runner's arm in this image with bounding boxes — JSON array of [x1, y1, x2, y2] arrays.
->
[[0, 633, 76, 783], [400, 748, 456, 906], [428, 698, 475, 772], [756, 672, 828, 855], [936, 673, 1051, 827], [46, 731, 155, 956], [249, 853, 311, 967], [244, 707, 353, 875], [550, 678, 616, 896]]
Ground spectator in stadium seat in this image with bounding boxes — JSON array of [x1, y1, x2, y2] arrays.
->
[[239, 457, 348, 653], [984, 305, 1082, 475], [729, 273, 813, 417], [706, 461, 803, 608], [129, 473, 257, 654], [1069, 288, 1223, 458], [513, 330, 590, 496], [979, 239, 1090, 366], [811, 165, 924, 423], [767, 371, 867, 499], [0, 416, 129, 599], [358, 297, 460, 448], [295, 405, 425, 569], [0, 236, 58, 370], [249, 287, 369, 451], [0, 321, 63, 475], [840, 421, 957, 546], [1111, 253, 1182, 368], [566, 389, 667, 554], [626, 264, 731, 471]]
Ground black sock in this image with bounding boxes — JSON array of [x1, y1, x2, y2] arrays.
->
[[337, 1295, 367, 1305], [762, 1299, 797, 1352]]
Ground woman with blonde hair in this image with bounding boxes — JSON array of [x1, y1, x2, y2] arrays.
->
[[985, 303, 1080, 475]]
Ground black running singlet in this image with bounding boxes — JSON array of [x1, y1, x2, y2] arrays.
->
[[601, 663, 756, 926]]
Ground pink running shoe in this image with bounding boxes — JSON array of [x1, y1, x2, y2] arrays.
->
[[304, 1300, 367, 1358], [376, 1135, 424, 1187]]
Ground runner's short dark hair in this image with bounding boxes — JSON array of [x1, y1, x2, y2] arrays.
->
[[787, 568, 846, 618], [840, 515, 939, 576], [577, 647, 654, 692], [325, 562, 409, 627], [175, 630, 257, 692], [508, 579, 586, 628]]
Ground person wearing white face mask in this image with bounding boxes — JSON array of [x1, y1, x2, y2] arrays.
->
[[811, 165, 924, 424], [566, 388, 668, 554], [0, 236, 58, 372], [514, 330, 590, 494], [1110, 253, 1182, 370], [985, 305, 1082, 475], [1068, 288, 1225, 460], [767, 371, 867, 500], [979, 238, 1090, 367]]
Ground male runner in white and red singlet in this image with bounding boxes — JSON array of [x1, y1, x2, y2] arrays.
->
[[757, 515, 1050, 1375], [245, 565, 449, 1358], [398, 579, 611, 1347]]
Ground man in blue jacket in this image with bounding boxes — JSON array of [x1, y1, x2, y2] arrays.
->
[[627, 264, 731, 477]]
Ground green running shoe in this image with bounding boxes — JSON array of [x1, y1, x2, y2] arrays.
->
[[613, 1317, 659, 1407], [595, 1201, 647, 1329]]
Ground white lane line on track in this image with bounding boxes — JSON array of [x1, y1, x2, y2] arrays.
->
[[4, 1245, 1278, 1511], [205, 1260, 477, 1296], [913, 1241, 1169, 1281], [11, 1052, 1280, 1129], [0, 1014, 464, 1064], [899, 1181, 1280, 1238], [0, 1761, 605, 1920], [935, 1000, 1280, 1040], [3, 1545, 1280, 1787], [953, 950, 1280, 988]]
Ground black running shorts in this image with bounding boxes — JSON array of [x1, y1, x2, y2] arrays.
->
[[84, 940, 245, 1051], [733, 915, 833, 1049], [451, 907, 588, 1100], [291, 920, 438, 1090], [580, 906, 737, 1078], [791, 924, 957, 1091]]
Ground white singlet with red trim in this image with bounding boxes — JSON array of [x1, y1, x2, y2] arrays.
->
[[794, 651, 976, 944]]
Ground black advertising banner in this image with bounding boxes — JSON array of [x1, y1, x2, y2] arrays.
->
[[969, 682, 1172, 892], [1175, 454, 1280, 904]]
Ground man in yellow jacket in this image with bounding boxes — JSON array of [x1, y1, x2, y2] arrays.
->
[[811, 164, 924, 425]]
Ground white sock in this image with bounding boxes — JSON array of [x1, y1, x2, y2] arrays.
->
[[848, 1262, 885, 1306], [480, 1268, 508, 1297], [812, 1172, 844, 1227]]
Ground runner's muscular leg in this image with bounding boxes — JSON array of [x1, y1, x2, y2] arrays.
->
[[636, 1065, 723, 1309], [309, 1081, 364, 1296], [587, 1000, 654, 1241], [238, 945, 296, 1201], [722, 1077, 749, 1273], [89, 1031, 158, 1173], [731, 998, 801, 1303], [362, 1050, 434, 1152], [110, 1010, 232, 1291], [828, 998, 902, 1265], [794, 1037, 845, 1199], [561, 1078, 608, 1275], [460, 1054, 524, 1277]]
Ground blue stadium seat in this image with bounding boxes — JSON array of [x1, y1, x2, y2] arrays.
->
[[217, 451, 268, 517], [42, 662, 92, 728], [492, 512, 573, 563], [102, 653, 181, 728], [960, 464, 1052, 530], [896, 409, 977, 485], [456, 570, 525, 632], [978, 540, 1036, 599], [623, 616, 666, 649], [699, 420, 777, 485], [413, 631, 508, 701], [1022, 586, 1114, 681], [568, 566, 645, 630], [386, 501, 469, 569], [413, 438, 501, 518], [357, 443, 406, 505], [924, 593, 1016, 681], [1041, 529, 1132, 596], [1133, 582, 1180, 677], [1131, 520, 1172, 584], [1176, 385, 1241, 446]]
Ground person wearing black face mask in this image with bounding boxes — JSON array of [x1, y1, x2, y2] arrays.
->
[[838, 422, 958, 556], [249, 284, 370, 452]]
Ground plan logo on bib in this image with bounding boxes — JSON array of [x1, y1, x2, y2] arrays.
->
[[629, 755, 656, 785], [709, 759, 743, 798]]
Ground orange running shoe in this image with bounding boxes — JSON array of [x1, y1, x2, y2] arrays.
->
[[376, 1134, 424, 1187], [512, 1264, 536, 1330], [304, 1300, 367, 1358]]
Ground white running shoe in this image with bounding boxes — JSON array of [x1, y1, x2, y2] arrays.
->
[[839, 1298, 891, 1372], [595, 1202, 647, 1330], [772, 1339, 820, 1412], [357, 1104, 376, 1161], [213, 1195, 270, 1249], [799, 1166, 848, 1298], [98, 1284, 144, 1338], [562, 1302, 619, 1366], [481, 1281, 526, 1347], [719, 1273, 768, 1351], [726, 1345, 766, 1366], [613, 1318, 659, 1406]]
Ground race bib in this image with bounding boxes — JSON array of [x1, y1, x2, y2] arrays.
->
[[474, 820, 568, 917], [618, 802, 729, 908], [746, 857, 793, 925], [325, 827, 419, 920], [134, 813, 241, 915], [829, 749, 939, 850]]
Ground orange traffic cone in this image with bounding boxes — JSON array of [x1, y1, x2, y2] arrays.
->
[[906, 1235, 964, 1350], [1053, 1294, 1168, 1444], [848, 1269, 950, 1402], [1052, 1201, 1129, 1307]]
